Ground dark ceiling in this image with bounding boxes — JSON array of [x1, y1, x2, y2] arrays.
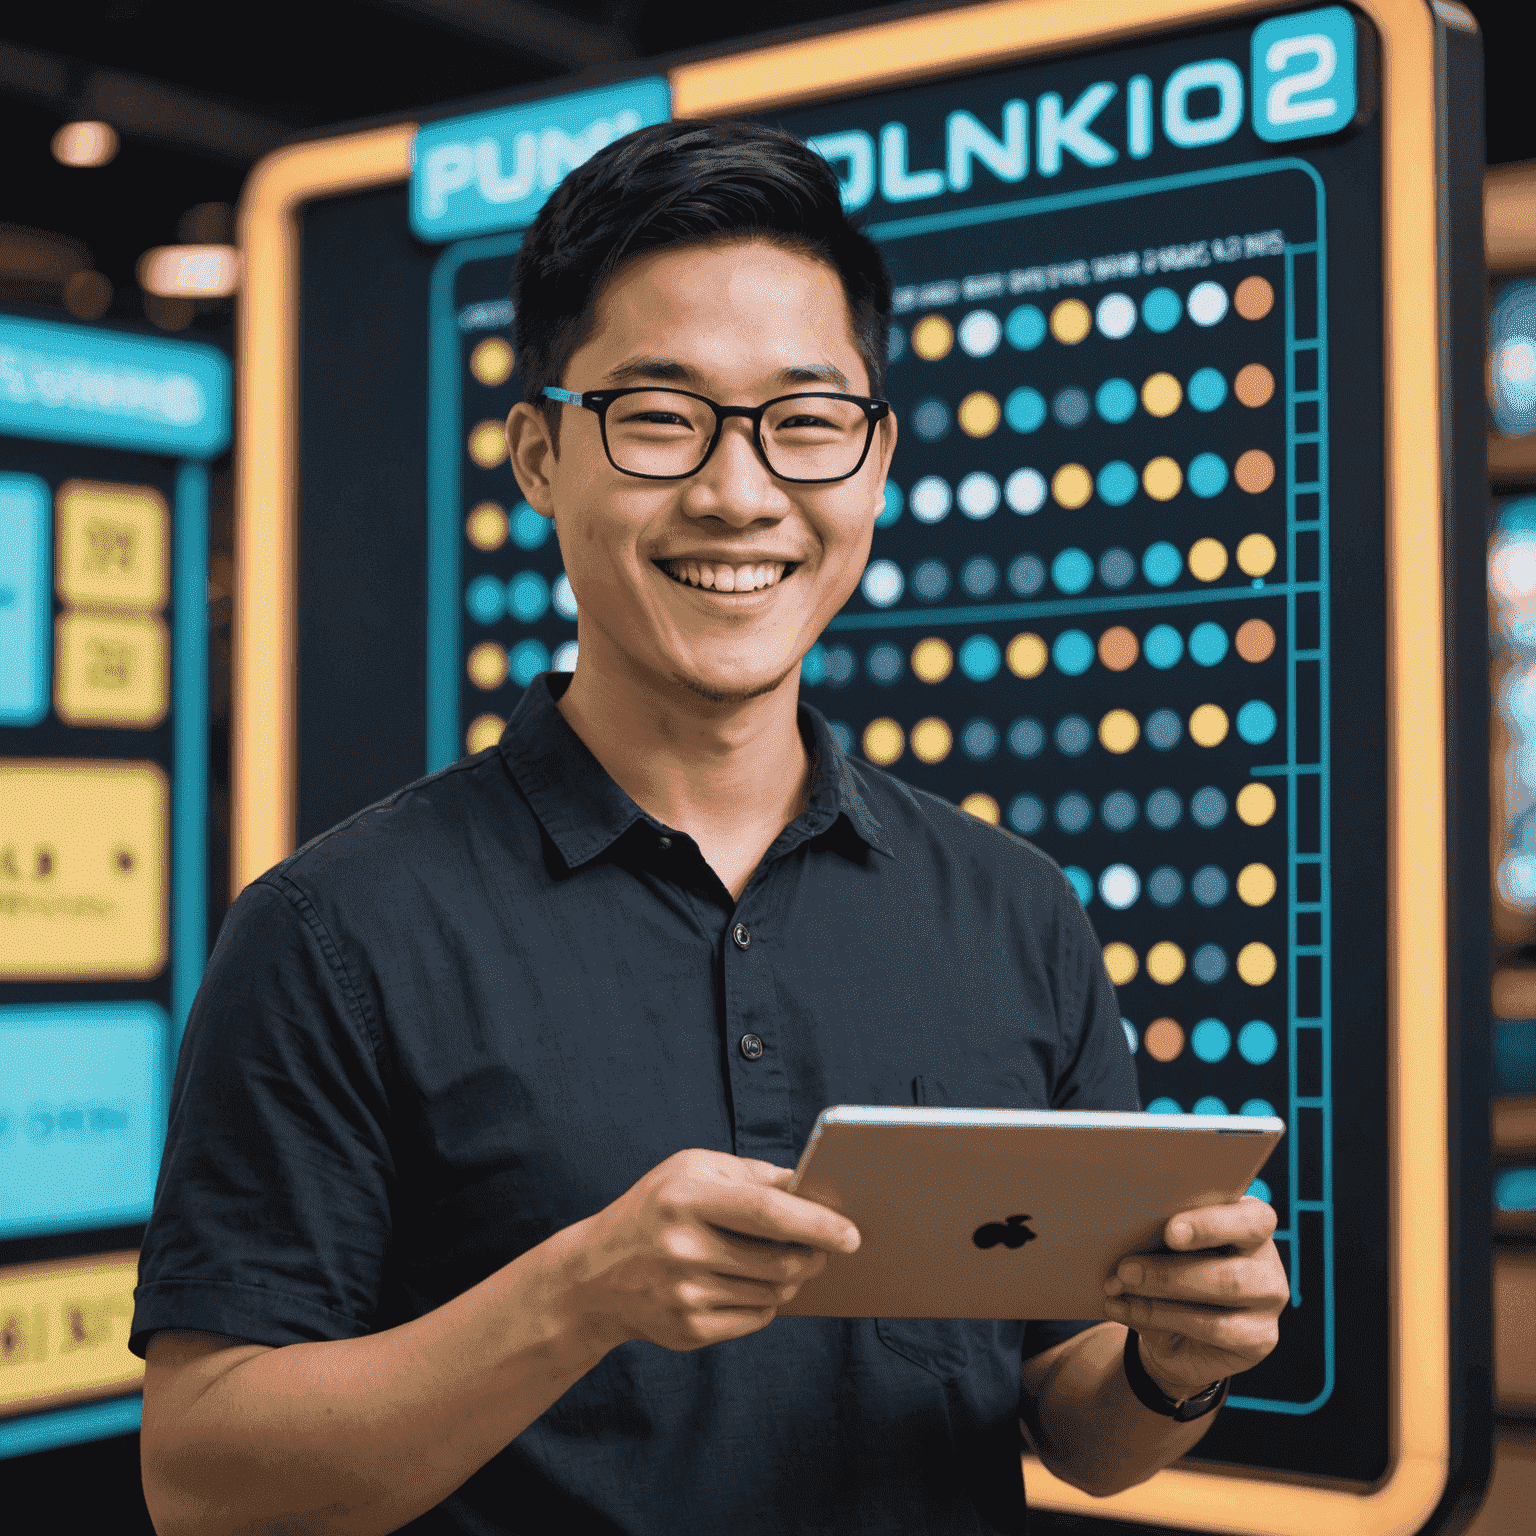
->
[[2, 0, 1532, 336]]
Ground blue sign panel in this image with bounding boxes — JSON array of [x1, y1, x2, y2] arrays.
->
[[0, 315, 231, 459], [1251, 7, 1357, 144], [0, 473, 49, 726], [410, 77, 672, 243]]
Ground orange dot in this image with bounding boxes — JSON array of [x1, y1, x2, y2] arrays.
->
[[1098, 626, 1139, 671], [465, 501, 508, 551], [1234, 449, 1275, 494], [1144, 1018, 1185, 1062], [1234, 275, 1275, 320], [465, 713, 505, 753], [1234, 363, 1275, 408], [470, 337, 515, 387], [468, 420, 508, 469], [1236, 618, 1277, 662]]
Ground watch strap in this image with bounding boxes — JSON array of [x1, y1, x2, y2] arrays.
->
[[1122, 1329, 1229, 1422]]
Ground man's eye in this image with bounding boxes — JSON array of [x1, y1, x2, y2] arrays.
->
[[777, 414, 839, 431], [616, 411, 696, 429]]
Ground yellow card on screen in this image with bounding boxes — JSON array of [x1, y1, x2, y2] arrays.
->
[[54, 479, 169, 612], [54, 611, 169, 728]]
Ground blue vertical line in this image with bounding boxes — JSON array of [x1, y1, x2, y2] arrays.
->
[[1283, 240, 1303, 1309]]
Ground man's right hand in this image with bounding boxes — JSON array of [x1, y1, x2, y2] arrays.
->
[[550, 1149, 860, 1353]]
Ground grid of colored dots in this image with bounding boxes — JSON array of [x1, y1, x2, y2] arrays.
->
[[1104, 941, 1276, 989]]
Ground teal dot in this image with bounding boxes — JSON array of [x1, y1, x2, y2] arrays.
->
[[507, 570, 551, 624], [1096, 460, 1138, 506], [1005, 387, 1046, 433], [801, 644, 826, 686], [1188, 452, 1229, 498], [1241, 1099, 1278, 1118], [465, 574, 505, 625], [1238, 1020, 1279, 1064], [877, 482, 904, 527], [1189, 622, 1229, 666], [1246, 1177, 1272, 1202], [511, 501, 551, 550], [1052, 629, 1094, 676], [1190, 1019, 1231, 1062], [958, 633, 1002, 681], [1188, 368, 1228, 411], [1495, 1167, 1536, 1213], [1237, 700, 1278, 744], [1142, 542, 1183, 587], [509, 637, 549, 687], [1006, 304, 1047, 350], [1143, 624, 1184, 668], [1194, 1095, 1229, 1115], [1051, 548, 1093, 593], [1096, 378, 1137, 423], [1063, 865, 1093, 905], [1142, 287, 1181, 333], [1122, 1019, 1139, 1054], [1147, 1097, 1182, 1114]]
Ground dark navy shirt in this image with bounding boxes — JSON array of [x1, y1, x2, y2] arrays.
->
[[132, 671, 1138, 1536]]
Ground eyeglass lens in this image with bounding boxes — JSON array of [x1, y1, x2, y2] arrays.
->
[[602, 391, 871, 479]]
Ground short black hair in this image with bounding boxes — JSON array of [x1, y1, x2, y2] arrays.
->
[[511, 119, 892, 438]]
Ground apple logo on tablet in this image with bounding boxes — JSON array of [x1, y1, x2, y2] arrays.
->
[[973, 1214, 1036, 1249]]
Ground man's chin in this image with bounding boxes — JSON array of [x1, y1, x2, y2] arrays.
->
[[668, 658, 802, 707]]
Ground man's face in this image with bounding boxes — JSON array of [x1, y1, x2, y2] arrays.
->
[[508, 238, 896, 706]]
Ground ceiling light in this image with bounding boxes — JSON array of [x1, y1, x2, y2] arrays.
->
[[137, 245, 240, 298], [52, 121, 119, 168]]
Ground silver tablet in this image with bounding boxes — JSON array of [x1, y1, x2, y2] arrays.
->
[[776, 1106, 1284, 1320]]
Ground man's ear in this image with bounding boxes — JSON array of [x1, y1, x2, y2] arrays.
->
[[506, 402, 557, 517], [874, 410, 899, 515]]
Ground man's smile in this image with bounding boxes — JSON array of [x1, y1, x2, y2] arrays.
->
[[655, 558, 802, 593]]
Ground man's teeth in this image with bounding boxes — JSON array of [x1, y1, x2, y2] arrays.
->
[[665, 560, 787, 592]]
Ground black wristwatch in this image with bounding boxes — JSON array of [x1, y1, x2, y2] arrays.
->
[[1122, 1329, 1229, 1422]]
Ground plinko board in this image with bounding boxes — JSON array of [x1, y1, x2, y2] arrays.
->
[[235, 2, 1489, 1532]]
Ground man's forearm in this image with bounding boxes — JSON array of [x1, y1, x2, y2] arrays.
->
[[1021, 1323, 1218, 1498]]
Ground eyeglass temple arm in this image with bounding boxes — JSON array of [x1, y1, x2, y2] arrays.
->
[[541, 386, 584, 406]]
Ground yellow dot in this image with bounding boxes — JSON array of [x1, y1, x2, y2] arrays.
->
[[1141, 372, 1182, 417], [1007, 633, 1047, 678], [1147, 941, 1187, 985], [1050, 298, 1092, 344], [1189, 704, 1229, 746], [912, 637, 954, 683], [958, 391, 1001, 438], [468, 420, 508, 469], [1099, 709, 1140, 754], [1237, 942, 1278, 986], [1189, 537, 1229, 582], [1142, 456, 1182, 501], [1237, 863, 1278, 906], [911, 315, 955, 360], [1236, 783, 1278, 826], [465, 713, 505, 753], [1237, 532, 1277, 577], [911, 717, 954, 764], [961, 792, 1000, 825], [1103, 942, 1138, 986], [1052, 463, 1093, 509], [470, 337, 514, 387], [466, 641, 508, 690], [863, 718, 904, 765], [465, 501, 508, 551]]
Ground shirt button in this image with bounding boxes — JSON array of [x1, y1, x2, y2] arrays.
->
[[658, 836, 671, 849], [739, 1033, 764, 1060], [732, 923, 751, 950]]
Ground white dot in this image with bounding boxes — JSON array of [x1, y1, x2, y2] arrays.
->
[[552, 572, 578, 619], [957, 472, 1001, 519], [552, 640, 579, 672], [1099, 863, 1141, 909], [861, 559, 905, 608], [1501, 853, 1536, 906], [1187, 280, 1229, 326], [1096, 292, 1137, 339], [1492, 539, 1536, 600], [911, 476, 953, 523], [1004, 468, 1046, 515], [957, 309, 1002, 358]]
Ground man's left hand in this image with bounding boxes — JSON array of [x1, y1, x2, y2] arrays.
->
[[1103, 1196, 1290, 1398]]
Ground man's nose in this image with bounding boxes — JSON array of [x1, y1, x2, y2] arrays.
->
[[684, 418, 790, 524]]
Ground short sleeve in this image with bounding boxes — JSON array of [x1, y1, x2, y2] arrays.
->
[[130, 878, 395, 1358]]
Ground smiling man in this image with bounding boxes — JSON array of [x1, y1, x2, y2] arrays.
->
[[133, 122, 1287, 1536]]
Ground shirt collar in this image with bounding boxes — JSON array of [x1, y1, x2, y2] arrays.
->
[[498, 673, 893, 870]]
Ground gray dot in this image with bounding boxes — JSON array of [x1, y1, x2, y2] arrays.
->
[[1055, 715, 1092, 756], [1008, 717, 1045, 758], [912, 559, 951, 601], [824, 645, 856, 686], [1145, 788, 1184, 829], [1191, 865, 1229, 905], [1008, 794, 1045, 834], [888, 327, 906, 363], [1147, 865, 1185, 904], [912, 398, 951, 442], [1192, 944, 1229, 983], [961, 717, 999, 760], [1191, 787, 1229, 828], [1052, 387, 1091, 427], [829, 721, 854, 752], [1008, 554, 1046, 595], [1145, 708, 1183, 750], [1101, 790, 1139, 830], [866, 643, 904, 684], [961, 555, 999, 598], [1098, 548, 1136, 589], [1054, 792, 1093, 833]]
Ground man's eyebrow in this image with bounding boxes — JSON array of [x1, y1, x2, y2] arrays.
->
[[600, 357, 856, 391]]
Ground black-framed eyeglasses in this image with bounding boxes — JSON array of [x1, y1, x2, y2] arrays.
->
[[541, 385, 890, 484]]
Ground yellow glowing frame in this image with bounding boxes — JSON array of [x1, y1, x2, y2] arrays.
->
[[236, 3, 1455, 1530]]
